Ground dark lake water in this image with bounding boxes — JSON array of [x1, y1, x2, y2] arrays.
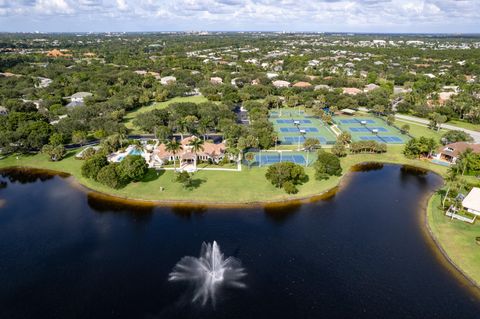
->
[[0, 164, 479, 319]]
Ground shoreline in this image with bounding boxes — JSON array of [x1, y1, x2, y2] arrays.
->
[[424, 195, 480, 298], [0, 165, 345, 209], [0, 160, 443, 208]]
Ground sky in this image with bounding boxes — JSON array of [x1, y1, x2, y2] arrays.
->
[[0, 0, 479, 33]]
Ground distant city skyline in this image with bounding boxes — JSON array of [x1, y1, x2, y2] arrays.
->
[[0, 0, 479, 33]]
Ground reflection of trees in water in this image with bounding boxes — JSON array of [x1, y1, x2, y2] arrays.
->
[[400, 165, 428, 186], [401, 165, 428, 176], [0, 168, 58, 184], [0, 181, 7, 190], [264, 203, 302, 224], [351, 162, 384, 172], [87, 194, 154, 223], [171, 206, 208, 219]]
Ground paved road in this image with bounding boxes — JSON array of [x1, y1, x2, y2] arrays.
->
[[395, 114, 480, 143]]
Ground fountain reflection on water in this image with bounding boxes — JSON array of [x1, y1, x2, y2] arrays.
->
[[168, 241, 246, 306]]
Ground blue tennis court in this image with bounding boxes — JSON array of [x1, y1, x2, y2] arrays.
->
[[280, 127, 319, 133], [282, 136, 327, 144], [276, 119, 312, 124], [335, 115, 408, 144], [360, 136, 403, 143], [350, 127, 388, 133], [340, 119, 375, 124], [255, 153, 307, 165]]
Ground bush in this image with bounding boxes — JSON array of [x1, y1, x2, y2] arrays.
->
[[175, 171, 194, 189], [403, 137, 437, 159], [97, 164, 124, 189], [265, 162, 307, 193], [331, 142, 347, 157], [81, 154, 109, 180], [41, 144, 66, 161], [349, 141, 386, 154], [117, 155, 148, 182], [282, 181, 298, 194], [80, 147, 97, 160], [314, 151, 342, 180], [442, 130, 473, 144]]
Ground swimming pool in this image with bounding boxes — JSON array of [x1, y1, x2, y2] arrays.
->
[[128, 149, 143, 156], [431, 159, 451, 167]]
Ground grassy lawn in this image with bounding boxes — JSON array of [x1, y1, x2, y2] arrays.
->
[[0, 151, 339, 204], [0, 145, 447, 204], [395, 119, 445, 140], [124, 96, 208, 133], [447, 119, 480, 132], [427, 193, 480, 286]]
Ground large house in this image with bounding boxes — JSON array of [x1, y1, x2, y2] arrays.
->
[[342, 87, 362, 95], [462, 188, 480, 218], [210, 77, 223, 85], [153, 136, 228, 171], [0, 106, 8, 116], [272, 80, 291, 88], [434, 142, 480, 164], [293, 82, 312, 88], [66, 92, 93, 108], [160, 76, 176, 85]]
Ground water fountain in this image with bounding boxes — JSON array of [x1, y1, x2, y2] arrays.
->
[[168, 241, 246, 306]]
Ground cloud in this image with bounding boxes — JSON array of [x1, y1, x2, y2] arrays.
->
[[0, 0, 478, 32]]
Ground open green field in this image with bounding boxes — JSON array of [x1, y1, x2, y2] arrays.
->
[[124, 96, 208, 132], [447, 119, 480, 132], [395, 119, 446, 140], [427, 193, 480, 286]]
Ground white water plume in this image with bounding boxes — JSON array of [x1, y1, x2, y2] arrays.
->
[[168, 241, 246, 306]]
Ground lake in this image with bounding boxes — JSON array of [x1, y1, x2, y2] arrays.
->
[[0, 164, 479, 319]]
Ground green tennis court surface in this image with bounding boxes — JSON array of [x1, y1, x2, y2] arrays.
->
[[334, 116, 408, 144], [270, 110, 337, 145]]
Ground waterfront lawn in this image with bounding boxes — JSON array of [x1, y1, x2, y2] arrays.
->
[[124, 96, 208, 132], [428, 193, 480, 286], [0, 151, 339, 203], [0, 145, 447, 203]]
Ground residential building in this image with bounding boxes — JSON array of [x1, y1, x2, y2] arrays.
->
[[272, 80, 291, 88], [342, 87, 362, 95], [434, 142, 480, 164], [160, 76, 177, 85]]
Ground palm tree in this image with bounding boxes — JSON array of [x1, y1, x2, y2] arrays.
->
[[442, 168, 459, 208], [165, 139, 183, 170], [188, 137, 205, 169], [457, 148, 476, 176]]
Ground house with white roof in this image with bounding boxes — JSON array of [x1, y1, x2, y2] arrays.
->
[[160, 76, 176, 85], [272, 80, 291, 88], [66, 92, 93, 108], [462, 188, 480, 218]]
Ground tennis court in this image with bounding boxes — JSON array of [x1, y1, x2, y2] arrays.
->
[[247, 151, 316, 166], [270, 109, 337, 146], [335, 116, 407, 144]]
